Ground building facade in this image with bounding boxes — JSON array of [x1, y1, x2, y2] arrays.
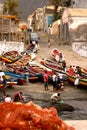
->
[[60, 8, 87, 43]]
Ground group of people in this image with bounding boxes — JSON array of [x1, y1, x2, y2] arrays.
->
[[52, 72, 64, 91], [43, 70, 65, 92], [0, 70, 25, 102], [68, 65, 83, 89]]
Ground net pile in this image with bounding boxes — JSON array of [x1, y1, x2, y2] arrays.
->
[[0, 101, 75, 130]]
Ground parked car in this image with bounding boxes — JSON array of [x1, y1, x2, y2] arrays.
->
[[30, 32, 40, 43]]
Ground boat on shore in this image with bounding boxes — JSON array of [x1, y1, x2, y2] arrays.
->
[[51, 48, 64, 63], [67, 71, 87, 87], [40, 58, 66, 74], [1, 51, 22, 63], [29, 61, 67, 83], [4, 63, 41, 83]]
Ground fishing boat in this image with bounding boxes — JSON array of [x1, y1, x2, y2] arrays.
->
[[29, 61, 67, 83], [51, 48, 64, 63], [1, 51, 22, 63], [26, 44, 35, 52], [67, 71, 87, 87], [28, 61, 54, 82], [40, 58, 66, 74], [29, 61, 54, 75], [5, 54, 31, 67], [0, 73, 18, 88], [4, 64, 41, 83], [21, 52, 36, 61]]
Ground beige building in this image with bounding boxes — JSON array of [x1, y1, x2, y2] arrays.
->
[[60, 8, 87, 43], [0, 15, 20, 41], [27, 6, 55, 32], [0, 4, 3, 14]]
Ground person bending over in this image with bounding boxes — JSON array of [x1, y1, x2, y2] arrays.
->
[[13, 91, 24, 102], [50, 93, 64, 104]]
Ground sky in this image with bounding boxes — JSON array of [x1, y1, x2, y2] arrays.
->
[[0, 0, 47, 20]]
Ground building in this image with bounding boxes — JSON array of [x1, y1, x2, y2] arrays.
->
[[0, 4, 3, 14], [0, 15, 20, 41], [27, 6, 55, 33], [71, 0, 87, 8], [60, 8, 87, 43]]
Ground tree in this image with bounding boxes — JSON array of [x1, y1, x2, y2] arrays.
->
[[48, 0, 71, 21], [3, 0, 19, 16]]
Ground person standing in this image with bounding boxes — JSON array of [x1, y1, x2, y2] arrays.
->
[[59, 52, 63, 63], [0, 71, 5, 81], [1, 75, 7, 97], [48, 38, 51, 48], [74, 75, 79, 89], [43, 70, 49, 91], [62, 60, 66, 70], [68, 65, 74, 73], [52, 72, 57, 91]]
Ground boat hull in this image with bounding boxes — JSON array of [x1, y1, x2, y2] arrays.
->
[[67, 72, 87, 87]]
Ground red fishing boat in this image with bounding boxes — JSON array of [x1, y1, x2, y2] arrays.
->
[[51, 48, 64, 63]]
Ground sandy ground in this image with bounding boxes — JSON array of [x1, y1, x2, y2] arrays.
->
[[0, 31, 87, 130]]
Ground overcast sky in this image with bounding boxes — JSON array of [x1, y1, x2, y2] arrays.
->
[[0, 0, 47, 20]]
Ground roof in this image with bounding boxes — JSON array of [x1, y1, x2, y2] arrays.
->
[[0, 15, 17, 19], [67, 8, 87, 17]]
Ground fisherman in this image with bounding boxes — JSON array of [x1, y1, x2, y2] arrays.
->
[[13, 91, 24, 102], [50, 93, 64, 104]]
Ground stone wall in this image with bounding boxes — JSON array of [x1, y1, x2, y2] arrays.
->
[[72, 42, 87, 57], [0, 41, 24, 55]]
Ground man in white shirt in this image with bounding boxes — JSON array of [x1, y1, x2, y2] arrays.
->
[[52, 73, 57, 91], [0, 71, 5, 81], [50, 93, 64, 104], [51, 93, 61, 101]]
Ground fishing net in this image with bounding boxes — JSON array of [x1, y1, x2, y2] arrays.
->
[[0, 101, 75, 130]]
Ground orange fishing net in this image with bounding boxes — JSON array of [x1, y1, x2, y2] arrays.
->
[[0, 101, 75, 130]]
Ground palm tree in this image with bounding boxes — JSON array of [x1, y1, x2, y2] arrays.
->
[[48, 0, 71, 21], [3, 0, 19, 16]]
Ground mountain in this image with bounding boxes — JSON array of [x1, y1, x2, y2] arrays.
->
[[0, 0, 47, 20]]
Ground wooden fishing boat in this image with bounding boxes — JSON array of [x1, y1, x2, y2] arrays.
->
[[28, 61, 54, 82], [0, 73, 18, 88], [4, 64, 41, 83], [0, 81, 17, 88], [5, 54, 31, 67], [67, 71, 87, 87], [21, 52, 36, 61], [29, 61, 54, 75], [51, 48, 64, 63], [26, 44, 35, 51], [40, 58, 66, 74], [1, 51, 22, 63], [29, 61, 67, 82], [4, 71, 26, 85]]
